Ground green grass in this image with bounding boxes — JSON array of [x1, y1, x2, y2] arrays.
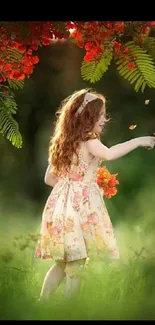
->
[[0, 185, 155, 320]]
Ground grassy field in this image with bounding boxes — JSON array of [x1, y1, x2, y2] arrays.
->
[[0, 186, 155, 320]]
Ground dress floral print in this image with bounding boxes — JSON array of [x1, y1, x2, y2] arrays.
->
[[35, 142, 120, 262]]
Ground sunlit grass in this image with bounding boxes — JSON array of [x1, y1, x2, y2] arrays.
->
[[0, 183, 155, 320]]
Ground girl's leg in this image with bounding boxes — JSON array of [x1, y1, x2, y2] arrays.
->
[[64, 258, 86, 298], [40, 261, 66, 300]]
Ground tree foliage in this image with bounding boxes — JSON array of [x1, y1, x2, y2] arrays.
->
[[0, 21, 155, 147]]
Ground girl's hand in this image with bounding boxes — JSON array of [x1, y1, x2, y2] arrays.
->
[[139, 136, 155, 149]]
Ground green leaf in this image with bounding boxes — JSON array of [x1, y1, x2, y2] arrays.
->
[[81, 49, 113, 83], [7, 48, 23, 61], [0, 86, 22, 148], [8, 79, 24, 90], [116, 41, 155, 93]]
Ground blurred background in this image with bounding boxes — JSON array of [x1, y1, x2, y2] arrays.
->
[[1, 38, 155, 225]]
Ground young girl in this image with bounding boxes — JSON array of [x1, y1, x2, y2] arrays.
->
[[35, 88, 155, 299]]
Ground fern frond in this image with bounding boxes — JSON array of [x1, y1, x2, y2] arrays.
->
[[116, 41, 155, 92], [0, 88, 22, 148], [7, 48, 23, 61], [81, 49, 113, 83], [8, 79, 24, 90]]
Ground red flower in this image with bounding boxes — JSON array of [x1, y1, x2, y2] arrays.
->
[[128, 62, 135, 70], [141, 26, 149, 35], [84, 51, 95, 62], [23, 65, 33, 76], [40, 37, 51, 46], [108, 175, 119, 187], [4, 63, 12, 71], [14, 42, 26, 53], [9, 70, 25, 80], [96, 166, 119, 199], [85, 42, 93, 51], [22, 57, 33, 67], [72, 31, 82, 40], [9, 42, 17, 49], [41, 31, 51, 40], [27, 49, 32, 55], [65, 21, 76, 30], [31, 56, 39, 64], [123, 47, 129, 54], [113, 41, 122, 54], [104, 187, 117, 199], [116, 22, 124, 32], [3, 40, 8, 46]]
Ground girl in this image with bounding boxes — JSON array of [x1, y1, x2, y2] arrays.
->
[[35, 89, 155, 299]]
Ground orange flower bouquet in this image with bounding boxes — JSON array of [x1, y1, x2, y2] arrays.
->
[[96, 166, 119, 199]]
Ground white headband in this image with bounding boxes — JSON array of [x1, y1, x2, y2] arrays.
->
[[75, 92, 97, 117]]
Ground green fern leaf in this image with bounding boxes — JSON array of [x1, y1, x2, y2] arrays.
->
[[7, 48, 23, 61], [116, 41, 155, 92], [8, 79, 24, 90], [0, 88, 22, 148], [81, 49, 113, 83], [0, 109, 22, 148]]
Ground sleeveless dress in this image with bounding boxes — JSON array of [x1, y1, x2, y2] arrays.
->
[[35, 141, 120, 262]]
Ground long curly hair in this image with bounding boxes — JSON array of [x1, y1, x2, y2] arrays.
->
[[48, 88, 108, 176]]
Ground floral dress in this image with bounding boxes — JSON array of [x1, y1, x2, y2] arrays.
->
[[35, 141, 120, 262]]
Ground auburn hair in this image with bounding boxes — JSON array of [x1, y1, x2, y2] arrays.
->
[[48, 88, 108, 176]]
